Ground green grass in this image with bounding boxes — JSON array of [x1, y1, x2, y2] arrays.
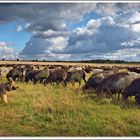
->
[[0, 75, 140, 136]]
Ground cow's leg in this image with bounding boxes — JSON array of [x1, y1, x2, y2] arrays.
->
[[96, 89, 101, 98], [19, 76, 22, 82], [106, 89, 112, 98], [78, 80, 81, 87], [18, 76, 20, 81], [83, 77, 86, 84], [105, 91, 108, 98], [1, 94, 8, 104], [63, 80, 67, 87], [40, 79, 43, 83], [51, 81, 55, 85], [33, 79, 37, 85], [56, 81, 60, 86], [118, 93, 120, 100]]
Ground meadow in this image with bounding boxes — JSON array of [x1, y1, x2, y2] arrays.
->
[[0, 60, 140, 67], [0, 69, 140, 136]]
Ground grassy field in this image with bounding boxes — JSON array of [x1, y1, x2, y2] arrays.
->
[[0, 73, 140, 136]]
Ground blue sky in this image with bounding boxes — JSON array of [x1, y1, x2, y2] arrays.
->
[[0, 3, 140, 61], [67, 12, 102, 30], [0, 21, 31, 51]]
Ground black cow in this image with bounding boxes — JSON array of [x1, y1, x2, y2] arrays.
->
[[64, 70, 86, 86], [127, 67, 140, 74], [123, 78, 140, 104], [83, 72, 106, 92], [34, 69, 51, 84], [84, 66, 92, 73], [25, 70, 41, 83], [6, 68, 23, 81], [44, 68, 67, 85]]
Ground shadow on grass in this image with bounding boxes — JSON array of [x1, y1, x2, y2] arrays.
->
[[83, 92, 140, 109], [82, 94, 111, 105], [110, 98, 140, 109]]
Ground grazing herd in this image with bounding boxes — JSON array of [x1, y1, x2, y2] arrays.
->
[[0, 63, 140, 105]]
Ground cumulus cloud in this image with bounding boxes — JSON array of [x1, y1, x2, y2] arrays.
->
[[1, 3, 140, 61], [20, 38, 51, 56], [0, 42, 19, 60], [87, 19, 101, 30], [62, 16, 132, 55]]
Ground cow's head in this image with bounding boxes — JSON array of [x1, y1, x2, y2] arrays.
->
[[122, 90, 128, 100]]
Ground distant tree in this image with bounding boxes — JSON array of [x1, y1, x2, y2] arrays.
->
[[2, 58, 4, 61], [17, 58, 19, 61]]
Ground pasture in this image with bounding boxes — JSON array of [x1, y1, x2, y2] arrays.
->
[[0, 60, 139, 67], [0, 61, 140, 136]]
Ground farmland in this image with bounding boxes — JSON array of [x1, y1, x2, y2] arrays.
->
[[0, 61, 140, 136]]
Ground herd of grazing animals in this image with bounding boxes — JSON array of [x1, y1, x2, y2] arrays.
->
[[0, 63, 140, 104]]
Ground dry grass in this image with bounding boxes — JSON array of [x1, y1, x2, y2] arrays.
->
[[0, 60, 140, 67], [0, 81, 139, 136]]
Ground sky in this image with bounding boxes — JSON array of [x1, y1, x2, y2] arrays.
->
[[0, 3, 140, 61]]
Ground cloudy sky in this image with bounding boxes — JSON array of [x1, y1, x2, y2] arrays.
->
[[0, 3, 140, 61]]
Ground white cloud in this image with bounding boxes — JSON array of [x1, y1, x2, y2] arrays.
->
[[0, 42, 8, 48], [0, 42, 19, 60], [48, 36, 68, 52], [96, 3, 118, 16], [16, 25, 22, 32], [129, 11, 140, 24], [132, 23, 140, 32], [87, 19, 101, 30], [25, 23, 30, 28], [121, 38, 140, 47], [98, 48, 140, 61], [101, 16, 115, 25]]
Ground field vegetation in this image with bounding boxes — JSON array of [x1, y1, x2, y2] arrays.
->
[[0, 71, 140, 136]]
